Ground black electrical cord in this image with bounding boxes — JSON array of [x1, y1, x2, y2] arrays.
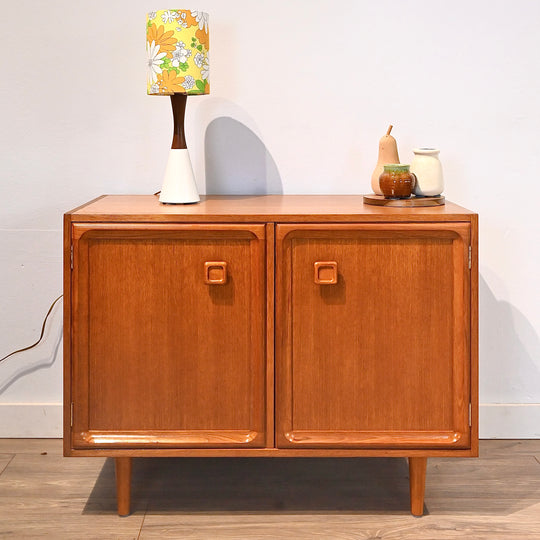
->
[[0, 295, 63, 364]]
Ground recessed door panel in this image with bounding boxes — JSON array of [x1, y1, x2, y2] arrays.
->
[[71, 224, 266, 448], [276, 223, 471, 449]]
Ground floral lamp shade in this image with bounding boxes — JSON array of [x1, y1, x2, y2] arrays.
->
[[147, 9, 209, 95]]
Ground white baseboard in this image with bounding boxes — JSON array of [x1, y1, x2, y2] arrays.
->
[[0, 403, 62, 438], [480, 403, 540, 439], [0, 403, 538, 439]]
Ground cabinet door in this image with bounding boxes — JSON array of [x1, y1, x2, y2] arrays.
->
[[70, 224, 266, 449], [276, 223, 471, 449]]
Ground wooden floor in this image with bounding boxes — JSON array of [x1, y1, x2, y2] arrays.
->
[[0, 440, 539, 539]]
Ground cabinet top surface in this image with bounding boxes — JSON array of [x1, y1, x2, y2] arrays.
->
[[67, 195, 476, 223]]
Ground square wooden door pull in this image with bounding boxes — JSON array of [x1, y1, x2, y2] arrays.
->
[[314, 261, 338, 284], [204, 261, 227, 284]]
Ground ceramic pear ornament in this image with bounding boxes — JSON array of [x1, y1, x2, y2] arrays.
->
[[371, 125, 400, 195]]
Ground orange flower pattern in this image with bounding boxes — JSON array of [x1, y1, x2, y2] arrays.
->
[[195, 28, 209, 48], [157, 71, 185, 94], [147, 23, 177, 58], [146, 10, 209, 96]]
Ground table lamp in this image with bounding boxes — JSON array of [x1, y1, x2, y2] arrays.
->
[[146, 9, 209, 204]]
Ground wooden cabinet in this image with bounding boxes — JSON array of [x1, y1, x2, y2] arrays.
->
[[64, 195, 478, 517]]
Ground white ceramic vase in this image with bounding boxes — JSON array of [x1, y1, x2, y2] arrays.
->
[[411, 148, 444, 197]]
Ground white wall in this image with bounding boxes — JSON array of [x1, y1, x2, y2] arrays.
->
[[1, 0, 539, 437]]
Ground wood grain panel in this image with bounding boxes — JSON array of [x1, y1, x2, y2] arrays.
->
[[265, 223, 275, 448], [470, 213, 479, 456], [71, 224, 266, 449], [276, 223, 471, 449], [63, 212, 73, 456], [67, 195, 476, 224], [63, 447, 478, 458]]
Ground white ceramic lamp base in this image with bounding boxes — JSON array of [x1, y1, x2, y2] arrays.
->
[[159, 149, 200, 204]]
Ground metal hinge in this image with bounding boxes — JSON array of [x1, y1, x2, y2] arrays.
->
[[70, 402, 74, 427], [468, 246, 472, 270], [469, 403, 472, 427], [70, 245, 74, 271]]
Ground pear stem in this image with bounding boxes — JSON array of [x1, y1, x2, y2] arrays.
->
[[387, 125, 393, 136]]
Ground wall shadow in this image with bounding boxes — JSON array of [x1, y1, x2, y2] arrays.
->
[[204, 117, 283, 195], [479, 275, 540, 403], [0, 302, 63, 395]]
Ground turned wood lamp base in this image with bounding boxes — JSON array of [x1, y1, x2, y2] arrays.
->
[[113, 456, 428, 517]]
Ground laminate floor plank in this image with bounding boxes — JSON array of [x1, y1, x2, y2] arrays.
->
[[426, 455, 540, 512], [138, 512, 540, 540], [138, 514, 440, 540], [0, 453, 14, 476], [134, 451, 540, 539], [0, 440, 540, 539], [0, 439, 63, 456], [479, 439, 540, 457], [0, 451, 144, 539]]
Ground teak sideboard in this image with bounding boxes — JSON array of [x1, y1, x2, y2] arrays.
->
[[63, 195, 478, 516]]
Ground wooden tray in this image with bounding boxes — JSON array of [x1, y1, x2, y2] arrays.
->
[[363, 194, 445, 207]]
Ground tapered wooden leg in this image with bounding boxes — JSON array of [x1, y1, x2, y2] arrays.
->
[[115, 457, 132, 516], [409, 457, 427, 516]]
